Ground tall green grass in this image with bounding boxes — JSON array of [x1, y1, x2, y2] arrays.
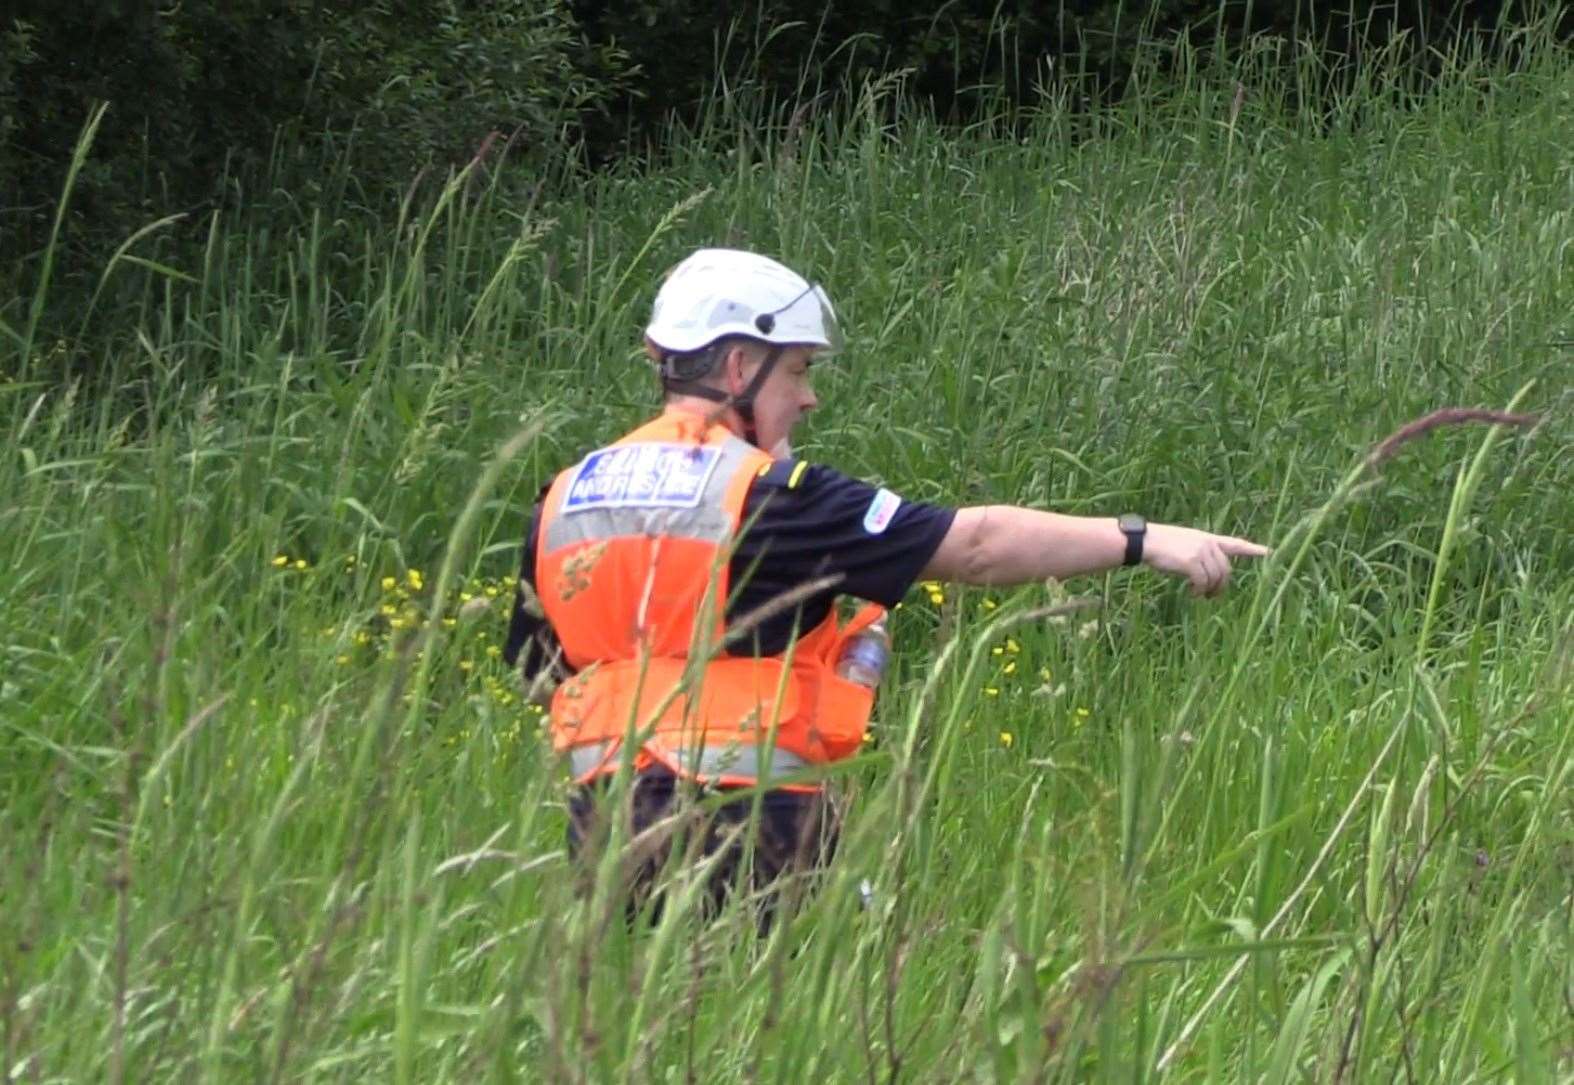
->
[[2, 20, 1571, 1083]]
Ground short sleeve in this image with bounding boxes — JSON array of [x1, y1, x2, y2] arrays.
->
[[725, 463, 955, 654]]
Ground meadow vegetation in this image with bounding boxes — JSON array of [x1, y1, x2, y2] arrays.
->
[[2, 22, 1572, 1083]]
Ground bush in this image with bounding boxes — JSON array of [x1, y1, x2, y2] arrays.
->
[[0, 0, 624, 264]]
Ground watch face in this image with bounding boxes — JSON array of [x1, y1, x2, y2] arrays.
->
[[1119, 513, 1146, 534]]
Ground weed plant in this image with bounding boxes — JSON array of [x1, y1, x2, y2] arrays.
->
[[2, 20, 1571, 1084]]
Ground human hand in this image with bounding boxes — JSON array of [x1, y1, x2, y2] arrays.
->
[[1142, 524, 1270, 597]]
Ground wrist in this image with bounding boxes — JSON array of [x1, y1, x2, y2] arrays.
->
[[1117, 513, 1146, 567]]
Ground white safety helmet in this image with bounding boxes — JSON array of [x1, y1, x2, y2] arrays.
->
[[644, 248, 842, 357]]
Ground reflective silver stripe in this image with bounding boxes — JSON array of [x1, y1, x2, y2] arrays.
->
[[569, 743, 620, 778], [543, 436, 760, 553], [672, 743, 813, 781], [568, 741, 813, 783], [545, 504, 735, 551]]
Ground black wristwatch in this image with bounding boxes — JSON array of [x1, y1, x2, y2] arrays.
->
[[1117, 513, 1147, 567]]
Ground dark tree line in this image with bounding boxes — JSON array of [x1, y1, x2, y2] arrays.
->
[[573, 0, 1560, 144], [1, 0, 1564, 259]]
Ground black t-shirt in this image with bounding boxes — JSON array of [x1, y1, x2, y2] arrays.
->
[[503, 459, 956, 675]]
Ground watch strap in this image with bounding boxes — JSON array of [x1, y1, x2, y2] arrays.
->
[[1118, 514, 1146, 567]]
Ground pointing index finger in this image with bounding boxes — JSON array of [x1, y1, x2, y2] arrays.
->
[[1219, 536, 1272, 558]]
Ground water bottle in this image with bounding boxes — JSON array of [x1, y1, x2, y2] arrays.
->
[[836, 618, 890, 688]]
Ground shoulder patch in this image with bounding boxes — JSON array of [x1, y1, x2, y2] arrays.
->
[[862, 487, 902, 535], [755, 458, 808, 490]]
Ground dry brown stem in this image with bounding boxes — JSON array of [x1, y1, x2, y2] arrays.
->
[[1364, 407, 1540, 468]]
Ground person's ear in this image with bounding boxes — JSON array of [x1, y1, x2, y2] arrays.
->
[[724, 345, 750, 395]]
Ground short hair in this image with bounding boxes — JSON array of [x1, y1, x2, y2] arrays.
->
[[656, 336, 768, 389]]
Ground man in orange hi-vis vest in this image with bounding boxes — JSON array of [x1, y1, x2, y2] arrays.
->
[[504, 248, 1268, 921]]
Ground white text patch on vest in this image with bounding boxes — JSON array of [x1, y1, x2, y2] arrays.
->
[[564, 443, 724, 512]]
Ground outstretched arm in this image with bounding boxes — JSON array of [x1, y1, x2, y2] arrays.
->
[[921, 507, 1269, 597]]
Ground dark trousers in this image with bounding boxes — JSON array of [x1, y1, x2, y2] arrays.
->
[[566, 768, 839, 924]]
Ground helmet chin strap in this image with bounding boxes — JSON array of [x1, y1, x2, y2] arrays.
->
[[661, 345, 784, 448]]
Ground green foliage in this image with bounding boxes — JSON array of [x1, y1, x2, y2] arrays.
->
[[4, 0, 1567, 324], [305, 1, 630, 181], [0, 0, 623, 266], [2, 26, 1572, 1079]]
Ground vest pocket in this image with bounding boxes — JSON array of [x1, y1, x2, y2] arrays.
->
[[814, 671, 876, 761]]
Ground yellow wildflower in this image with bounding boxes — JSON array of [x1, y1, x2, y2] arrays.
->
[[983, 686, 1000, 697], [459, 660, 474, 672], [381, 576, 397, 591], [271, 554, 289, 568], [1002, 660, 1017, 675], [1005, 637, 1020, 654], [294, 558, 308, 571], [999, 731, 1013, 748], [981, 598, 998, 610], [407, 569, 424, 591], [1075, 707, 1090, 718], [485, 645, 501, 659]]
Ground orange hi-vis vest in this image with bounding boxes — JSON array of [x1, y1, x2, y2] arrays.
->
[[536, 411, 886, 790]]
